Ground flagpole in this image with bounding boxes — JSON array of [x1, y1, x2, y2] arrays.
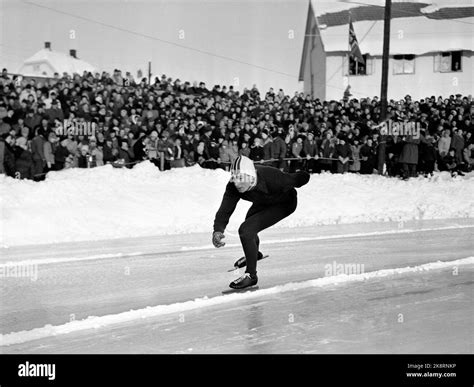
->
[[347, 11, 351, 96]]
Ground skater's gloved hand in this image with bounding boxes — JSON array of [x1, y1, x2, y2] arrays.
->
[[212, 231, 226, 248], [294, 171, 310, 187]]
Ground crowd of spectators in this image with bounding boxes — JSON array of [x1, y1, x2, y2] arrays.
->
[[0, 67, 472, 181]]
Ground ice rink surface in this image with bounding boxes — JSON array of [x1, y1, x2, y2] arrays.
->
[[1, 218, 473, 354]]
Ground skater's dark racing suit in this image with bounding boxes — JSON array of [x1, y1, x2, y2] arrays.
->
[[213, 165, 310, 276]]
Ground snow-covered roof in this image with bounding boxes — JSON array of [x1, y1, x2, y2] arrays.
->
[[18, 48, 96, 76], [310, 0, 474, 55], [319, 16, 474, 55]]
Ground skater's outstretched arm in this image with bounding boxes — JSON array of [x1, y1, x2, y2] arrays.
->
[[213, 182, 240, 234], [264, 167, 310, 192]]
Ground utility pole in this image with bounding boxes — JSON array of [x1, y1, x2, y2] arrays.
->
[[148, 61, 152, 85], [380, 0, 391, 121]]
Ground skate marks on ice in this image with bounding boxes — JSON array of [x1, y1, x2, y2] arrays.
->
[[4, 221, 473, 267], [1, 256, 472, 348]]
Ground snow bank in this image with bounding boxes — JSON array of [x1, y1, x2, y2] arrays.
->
[[1, 162, 473, 247]]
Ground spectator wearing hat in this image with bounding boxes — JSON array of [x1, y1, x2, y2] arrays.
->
[[334, 135, 352, 174]]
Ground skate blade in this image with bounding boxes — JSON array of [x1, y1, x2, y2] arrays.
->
[[222, 285, 259, 295], [227, 255, 269, 272]]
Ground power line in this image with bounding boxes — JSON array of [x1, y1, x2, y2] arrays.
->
[[21, 0, 299, 79]]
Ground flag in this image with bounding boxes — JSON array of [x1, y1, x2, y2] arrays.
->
[[349, 16, 365, 64]]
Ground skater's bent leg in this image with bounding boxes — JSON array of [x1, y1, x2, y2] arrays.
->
[[245, 206, 263, 259], [239, 193, 297, 275]]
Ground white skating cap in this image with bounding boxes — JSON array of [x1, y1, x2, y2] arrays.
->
[[230, 155, 256, 178]]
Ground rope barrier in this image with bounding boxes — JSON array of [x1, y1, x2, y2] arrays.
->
[[32, 155, 360, 178]]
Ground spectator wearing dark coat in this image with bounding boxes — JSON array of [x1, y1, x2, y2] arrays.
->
[[118, 142, 132, 168], [271, 129, 287, 170], [303, 132, 319, 173], [290, 136, 304, 172], [43, 132, 58, 173], [13, 137, 34, 179], [360, 138, 376, 175], [386, 136, 403, 177], [0, 133, 16, 177], [442, 148, 464, 175], [132, 133, 149, 162], [418, 135, 437, 175], [31, 128, 46, 180], [249, 137, 264, 162], [334, 136, 352, 174], [319, 132, 335, 172], [450, 129, 465, 164], [54, 138, 71, 171], [261, 130, 273, 162], [399, 135, 420, 179], [77, 145, 90, 168]]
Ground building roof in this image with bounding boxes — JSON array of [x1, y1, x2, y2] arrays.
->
[[299, 0, 474, 80], [18, 48, 96, 76], [316, 2, 474, 27], [319, 16, 474, 55]]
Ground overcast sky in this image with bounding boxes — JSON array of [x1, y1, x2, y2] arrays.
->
[[1, 0, 309, 93]]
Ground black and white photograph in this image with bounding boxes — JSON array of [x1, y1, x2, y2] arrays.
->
[[0, 0, 472, 384]]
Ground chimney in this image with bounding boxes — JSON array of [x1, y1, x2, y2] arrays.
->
[[69, 49, 77, 59], [45, 41, 51, 50]]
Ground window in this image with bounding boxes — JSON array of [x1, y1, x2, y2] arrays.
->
[[349, 54, 369, 75], [393, 54, 415, 74], [434, 51, 462, 72], [343, 54, 373, 76]]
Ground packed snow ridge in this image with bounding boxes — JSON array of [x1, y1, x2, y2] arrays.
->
[[1, 162, 473, 247]]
